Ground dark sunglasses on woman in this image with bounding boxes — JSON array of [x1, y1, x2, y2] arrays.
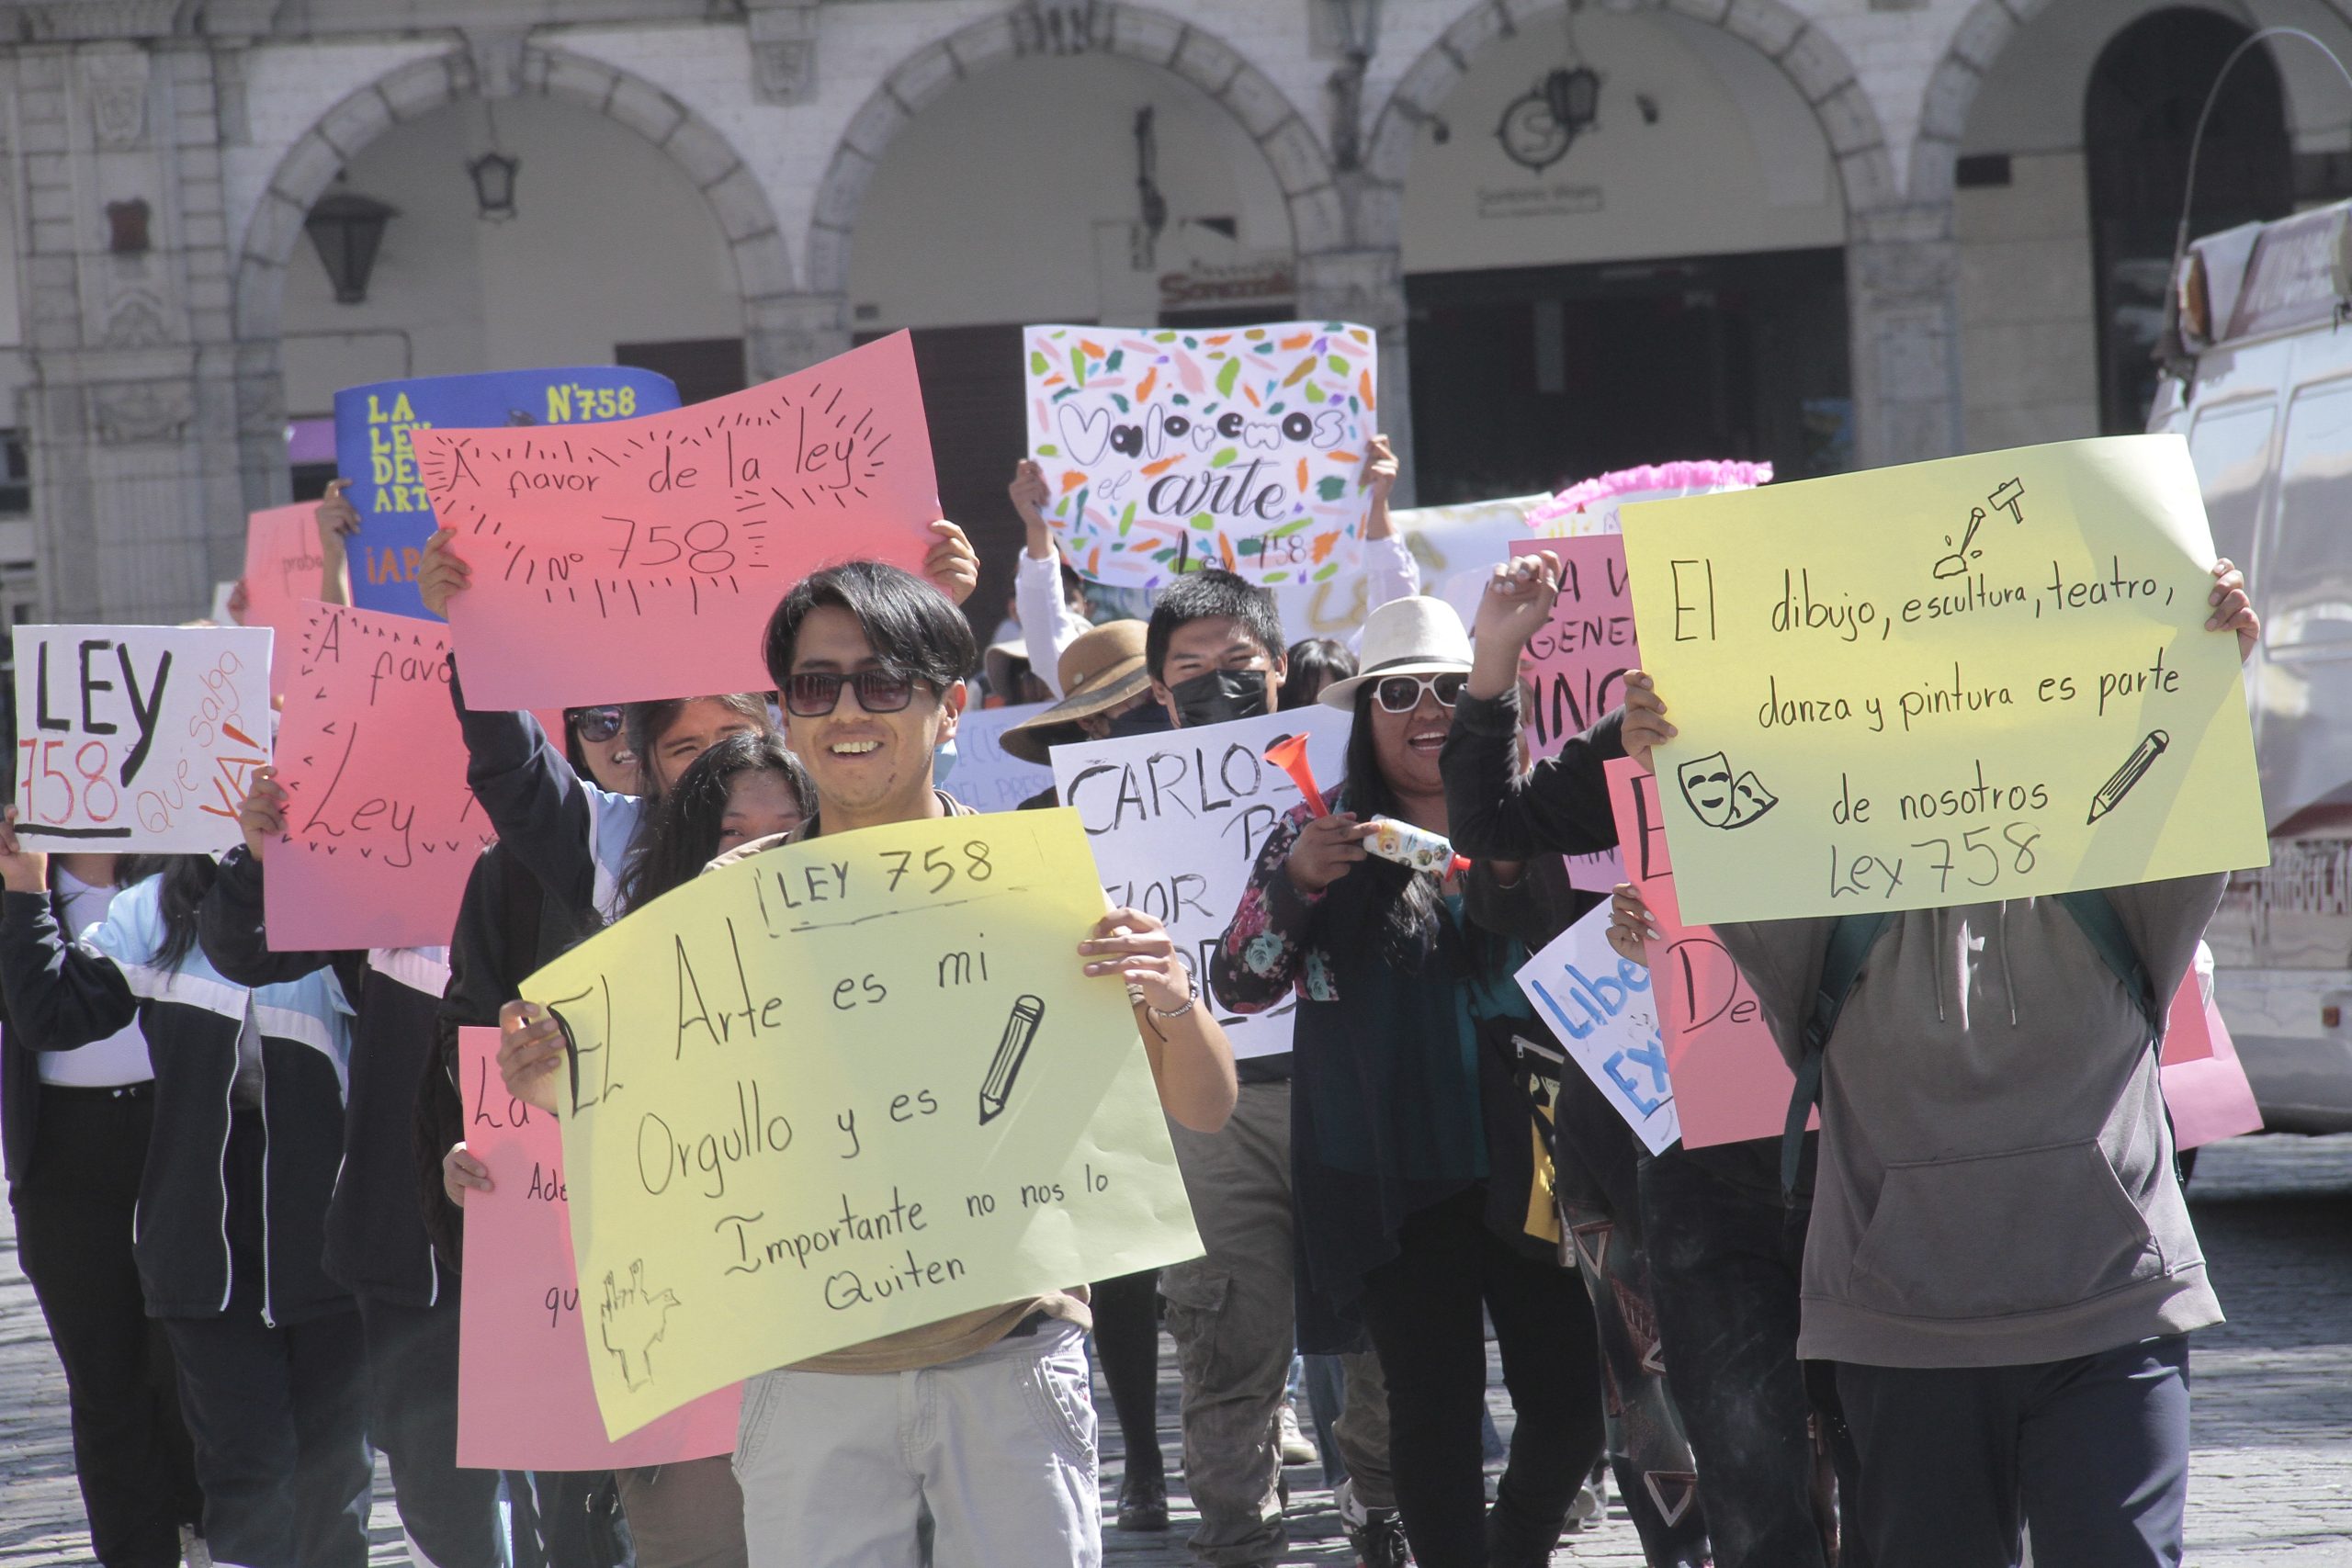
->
[[1372, 672, 1468, 714], [784, 669, 920, 717], [570, 705, 624, 743]]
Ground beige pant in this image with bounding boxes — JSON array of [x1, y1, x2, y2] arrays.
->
[[1161, 1078, 1392, 1566]]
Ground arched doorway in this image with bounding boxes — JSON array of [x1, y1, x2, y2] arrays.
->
[[2085, 9, 2290, 432]]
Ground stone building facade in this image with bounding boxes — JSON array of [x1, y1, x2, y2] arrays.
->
[[0, 0, 2340, 624]]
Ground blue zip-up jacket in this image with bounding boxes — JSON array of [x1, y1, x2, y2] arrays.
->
[[0, 878, 356, 1323]]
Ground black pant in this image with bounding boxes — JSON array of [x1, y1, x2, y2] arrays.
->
[[1089, 1267, 1164, 1482], [357, 1291, 503, 1567], [162, 1112, 373, 1568], [9, 1084, 202, 1568], [1358, 1186, 1604, 1568], [1838, 1337, 2192, 1568], [1641, 1144, 1860, 1568]]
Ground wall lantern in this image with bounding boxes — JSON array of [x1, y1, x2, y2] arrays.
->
[[302, 192, 397, 305], [467, 150, 521, 221], [1545, 65, 1601, 136]]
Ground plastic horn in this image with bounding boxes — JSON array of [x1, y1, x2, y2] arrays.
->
[[1264, 732, 1329, 818]]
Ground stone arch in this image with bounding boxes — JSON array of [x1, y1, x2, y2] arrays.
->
[[803, 4, 1344, 299], [1363, 0, 1904, 241], [231, 41, 796, 371], [1907, 0, 2352, 210]]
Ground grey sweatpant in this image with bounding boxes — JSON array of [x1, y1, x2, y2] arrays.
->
[[1161, 1078, 1391, 1565]]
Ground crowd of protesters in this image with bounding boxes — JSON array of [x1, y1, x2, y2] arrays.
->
[[0, 433, 2256, 1568]]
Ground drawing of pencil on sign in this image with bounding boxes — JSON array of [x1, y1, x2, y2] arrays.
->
[[2088, 730, 2169, 824], [979, 995, 1046, 1125], [1931, 478, 2029, 581]]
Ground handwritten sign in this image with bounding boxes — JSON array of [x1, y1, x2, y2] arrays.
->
[[950, 703, 1058, 812], [521, 809, 1202, 1437], [1025, 322, 1377, 589], [10, 626, 271, 852], [266, 603, 495, 950], [241, 503, 323, 695], [1521, 535, 1638, 889], [337, 367, 680, 620], [455, 1028, 741, 1471], [1620, 436, 2268, 925], [2161, 987, 2263, 1148], [1050, 706, 1350, 1061], [1514, 901, 1679, 1155], [1605, 756, 1810, 1149], [415, 333, 940, 710]]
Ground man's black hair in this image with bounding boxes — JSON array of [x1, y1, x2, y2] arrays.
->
[[763, 560, 977, 694], [1144, 569, 1284, 682]]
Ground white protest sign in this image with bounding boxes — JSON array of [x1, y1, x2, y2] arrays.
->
[[950, 703, 1057, 813], [1051, 705, 1350, 1060], [1514, 901, 1680, 1154], [11, 626, 273, 852]]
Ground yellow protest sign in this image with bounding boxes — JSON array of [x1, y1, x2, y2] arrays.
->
[[1620, 435, 2267, 925], [522, 808, 1202, 1438]]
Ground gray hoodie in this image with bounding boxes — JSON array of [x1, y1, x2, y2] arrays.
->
[[1716, 874, 2225, 1369]]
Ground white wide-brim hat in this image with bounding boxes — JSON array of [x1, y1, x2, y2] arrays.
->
[[1318, 595, 1475, 711]]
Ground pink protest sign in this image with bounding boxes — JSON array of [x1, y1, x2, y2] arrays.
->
[[1521, 537, 1637, 891], [456, 1028, 741, 1470], [241, 504, 323, 694], [1605, 755, 1811, 1149], [416, 332, 941, 709], [2160, 985, 2263, 1148], [266, 603, 496, 950]]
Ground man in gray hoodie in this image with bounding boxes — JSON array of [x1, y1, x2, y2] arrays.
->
[[1598, 558, 2257, 1568]]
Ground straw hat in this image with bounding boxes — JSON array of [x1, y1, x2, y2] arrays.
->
[[1317, 596, 1474, 712], [999, 619, 1151, 764]]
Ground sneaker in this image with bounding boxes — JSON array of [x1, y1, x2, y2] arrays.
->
[[1115, 1468, 1169, 1532], [180, 1527, 213, 1568], [1563, 1464, 1606, 1533], [1276, 1400, 1317, 1466], [1337, 1477, 1413, 1568]]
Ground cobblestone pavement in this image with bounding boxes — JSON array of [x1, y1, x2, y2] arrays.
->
[[3, 1135, 2347, 1566]]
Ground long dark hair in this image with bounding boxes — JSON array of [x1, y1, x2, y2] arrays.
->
[[623, 694, 775, 798], [1280, 638, 1354, 711], [147, 856, 218, 972], [616, 733, 813, 915], [1333, 688, 1517, 981]]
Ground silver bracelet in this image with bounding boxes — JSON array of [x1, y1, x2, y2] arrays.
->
[[1148, 968, 1200, 1021]]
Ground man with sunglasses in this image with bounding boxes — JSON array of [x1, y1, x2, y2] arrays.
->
[[492, 558, 1237, 1565], [1141, 571, 1405, 1568]]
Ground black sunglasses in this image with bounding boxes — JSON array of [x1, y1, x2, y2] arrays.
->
[[571, 705, 624, 743], [784, 669, 920, 717], [1373, 672, 1467, 714]]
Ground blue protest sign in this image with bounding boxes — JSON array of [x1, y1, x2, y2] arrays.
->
[[334, 367, 680, 618]]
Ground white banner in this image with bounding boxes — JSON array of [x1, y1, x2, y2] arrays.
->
[[11, 625, 274, 852], [950, 702, 1058, 813], [1050, 705, 1350, 1061], [1515, 901, 1681, 1154]]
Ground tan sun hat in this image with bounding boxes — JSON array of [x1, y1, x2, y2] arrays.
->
[[999, 619, 1151, 765], [1317, 595, 1474, 711]]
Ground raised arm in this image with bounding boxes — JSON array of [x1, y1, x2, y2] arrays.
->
[[198, 771, 339, 987], [0, 813, 134, 1050], [1209, 802, 1365, 1013]]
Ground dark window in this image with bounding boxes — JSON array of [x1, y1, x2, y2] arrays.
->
[[2085, 10, 2290, 434], [0, 431, 28, 515], [1405, 247, 1849, 505], [615, 337, 750, 408]]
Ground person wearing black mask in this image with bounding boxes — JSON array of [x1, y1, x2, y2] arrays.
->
[[1143, 570, 1402, 1568]]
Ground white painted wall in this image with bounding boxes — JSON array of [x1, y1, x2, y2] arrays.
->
[[1400, 6, 1843, 276], [1955, 152, 2101, 453], [278, 95, 739, 413], [846, 51, 1293, 329]]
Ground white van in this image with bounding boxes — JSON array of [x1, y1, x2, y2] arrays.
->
[[2150, 198, 2352, 1132]]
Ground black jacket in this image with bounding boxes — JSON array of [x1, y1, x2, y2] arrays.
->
[[0, 882, 356, 1322], [198, 846, 445, 1307]]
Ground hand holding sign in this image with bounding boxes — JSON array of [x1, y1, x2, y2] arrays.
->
[[10, 626, 272, 852], [413, 333, 941, 709], [1024, 322, 1377, 589], [1618, 436, 2267, 924]]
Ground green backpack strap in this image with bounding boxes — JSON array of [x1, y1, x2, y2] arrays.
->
[[2053, 890, 2165, 1046], [1783, 894, 2168, 1201], [1784, 912, 1892, 1197]]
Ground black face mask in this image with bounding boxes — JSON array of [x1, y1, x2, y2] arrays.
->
[[1168, 667, 1272, 729], [1106, 698, 1173, 739]]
